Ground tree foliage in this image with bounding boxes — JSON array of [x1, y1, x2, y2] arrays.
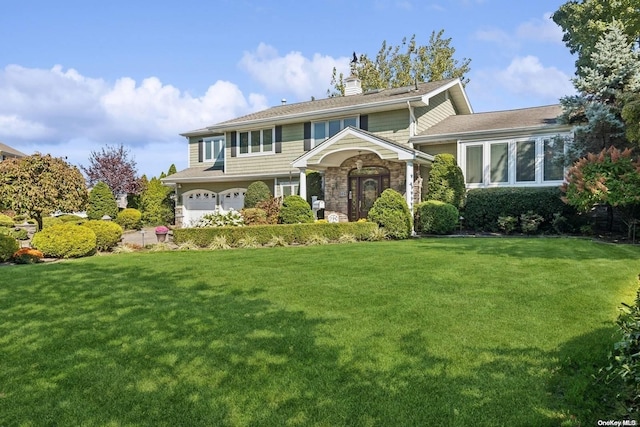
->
[[562, 147, 640, 235], [87, 181, 118, 220], [0, 153, 88, 231], [81, 144, 142, 195], [426, 153, 466, 209], [552, 0, 640, 75], [139, 177, 173, 225], [329, 32, 471, 96], [558, 22, 640, 160], [244, 181, 272, 208]]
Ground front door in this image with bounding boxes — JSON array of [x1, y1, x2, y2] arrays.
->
[[348, 167, 390, 221]]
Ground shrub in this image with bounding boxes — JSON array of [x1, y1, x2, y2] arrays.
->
[[0, 213, 14, 227], [416, 200, 459, 235], [57, 214, 86, 224], [12, 247, 44, 264], [0, 227, 28, 240], [194, 210, 244, 227], [367, 189, 412, 239], [497, 216, 518, 234], [244, 181, 272, 208], [31, 224, 97, 258], [208, 236, 232, 250], [87, 181, 118, 220], [116, 208, 143, 230], [464, 187, 572, 232], [140, 177, 173, 225], [605, 286, 640, 416], [241, 208, 269, 225], [279, 195, 314, 224], [520, 211, 544, 235], [256, 197, 281, 224], [83, 220, 123, 251], [173, 222, 378, 247], [0, 234, 19, 262], [306, 171, 324, 205], [426, 153, 466, 208], [42, 216, 63, 229]]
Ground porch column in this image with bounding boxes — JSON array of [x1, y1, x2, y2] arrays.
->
[[299, 168, 307, 200], [405, 161, 414, 216]]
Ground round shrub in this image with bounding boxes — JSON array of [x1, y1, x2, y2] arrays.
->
[[0, 213, 14, 227], [367, 189, 412, 239], [57, 214, 86, 224], [83, 220, 123, 251], [0, 227, 29, 240], [31, 224, 97, 258], [241, 208, 269, 225], [426, 154, 466, 209], [116, 208, 143, 230], [244, 181, 272, 208], [87, 181, 118, 220], [0, 234, 19, 262], [416, 200, 459, 235], [279, 195, 314, 224], [12, 247, 44, 264]]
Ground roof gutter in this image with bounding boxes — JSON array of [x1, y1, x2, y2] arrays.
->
[[411, 123, 573, 144]]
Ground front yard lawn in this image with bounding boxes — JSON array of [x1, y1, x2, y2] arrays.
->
[[1, 238, 638, 426]]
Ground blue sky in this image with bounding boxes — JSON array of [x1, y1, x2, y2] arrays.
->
[[0, 0, 576, 178]]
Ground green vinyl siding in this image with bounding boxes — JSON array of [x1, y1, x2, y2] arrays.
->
[[367, 110, 410, 144], [416, 93, 457, 134], [419, 142, 457, 158]]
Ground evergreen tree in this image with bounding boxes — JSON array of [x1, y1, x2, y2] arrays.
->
[[139, 177, 173, 225], [87, 181, 118, 220], [426, 154, 466, 209], [167, 164, 177, 176], [559, 22, 640, 161]]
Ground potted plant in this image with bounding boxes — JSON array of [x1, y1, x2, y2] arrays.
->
[[155, 225, 169, 242]]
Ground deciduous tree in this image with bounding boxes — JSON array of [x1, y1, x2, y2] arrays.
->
[[328, 32, 471, 96], [81, 144, 142, 196], [0, 153, 88, 231]]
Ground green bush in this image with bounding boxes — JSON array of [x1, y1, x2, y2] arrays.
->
[[464, 187, 573, 232], [416, 200, 459, 235], [57, 214, 86, 224], [497, 216, 518, 234], [140, 177, 173, 225], [173, 222, 378, 247], [116, 208, 143, 230], [0, 213, 14, 227], [83, 220, 123, 251], [0, 227, 29, 240], [520, 211, 544, 234], [306, 171, 324, 206], [31, 224, 97, 258], [244, 181, 272, 208], [367, 189, 412, 239], [42, 216, 63, 229], [87, 181, 118, 220], [0, 234, 19, 262], [426, 153, 466, 208], [279, 195, 314, 224]]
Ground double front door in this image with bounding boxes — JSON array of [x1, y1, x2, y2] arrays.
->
[[348, 167, 390, 221]]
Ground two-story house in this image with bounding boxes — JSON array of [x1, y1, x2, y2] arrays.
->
[[163, 77, 571, 227]]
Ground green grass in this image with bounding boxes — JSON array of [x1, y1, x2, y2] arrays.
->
[[1, 238, 639, 426]]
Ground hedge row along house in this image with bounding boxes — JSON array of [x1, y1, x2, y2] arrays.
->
[[162, 76, 572, 227]]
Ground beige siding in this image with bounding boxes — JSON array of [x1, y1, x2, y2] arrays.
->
[[188, 137, 200, 166], [416, 92, 456, 133], [307, 135, 397, 164], [419, 141, 457, 158], [367, 110, 410, 144]]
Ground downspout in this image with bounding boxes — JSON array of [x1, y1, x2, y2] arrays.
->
[[406, 101, 416, 148]]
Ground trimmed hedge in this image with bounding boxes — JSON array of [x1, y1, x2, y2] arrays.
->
[[463, 187, 572, 232], [0, 234, 19, 262], [83, 220, 123, 251], [0, 213, 14, 227], [116, 208, 143, 230], [279, 195, 314, 224], [426, 153, 466, 209], [173, 222, 378, 247], [31, 224, 97, 258], [416, 200, 459, 235]]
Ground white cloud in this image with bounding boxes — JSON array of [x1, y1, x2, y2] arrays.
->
[[239, 43, 350, 100], [0, 64, 268, 177], [516, 13, 564, 44], [473, 28, 519, 49], [498, 56, 574, 98]]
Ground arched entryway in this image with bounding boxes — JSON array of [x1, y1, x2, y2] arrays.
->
[[348, 166, 390, 221]]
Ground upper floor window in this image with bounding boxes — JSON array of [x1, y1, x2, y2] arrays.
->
[[460, 135, 568, 187], [203, 136, 225, 165], [312, 116, 358, 147], [238, 128, 274, 155]]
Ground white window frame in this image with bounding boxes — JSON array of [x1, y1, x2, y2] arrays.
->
[[311, 116, 359, 148], [203, 136, 225, 165], [274, 178, 299, 198], [237, 128, 275, 157], [459, 134, 568, 188]]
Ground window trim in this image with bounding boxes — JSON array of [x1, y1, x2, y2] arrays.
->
[[459, 134, 568, 188], [236, 128, 275, 157], [202, 135, 225, 165], [311, 116, 359, 148], [274, 178, 299, 198]]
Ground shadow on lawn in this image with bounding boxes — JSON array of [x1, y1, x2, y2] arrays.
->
[[0, 258, 628, 426]]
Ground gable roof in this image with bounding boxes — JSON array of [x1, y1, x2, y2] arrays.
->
[[414, 105, 568, 143], [182, 78, 472, 136], [292, 126, 433, 169], [0, 142, 27, 158]]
